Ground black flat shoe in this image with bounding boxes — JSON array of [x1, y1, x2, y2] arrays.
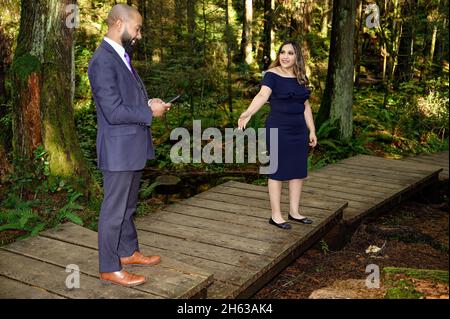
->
[[288, 215, 313, 224], [269, 218, 292, 229]]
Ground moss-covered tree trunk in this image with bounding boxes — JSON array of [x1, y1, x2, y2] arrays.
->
[[10, 0, 94, 195], [316, 0, 356, 143]]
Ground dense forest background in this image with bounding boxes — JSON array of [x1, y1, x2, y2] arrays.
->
[[0, 0, 448, 241]]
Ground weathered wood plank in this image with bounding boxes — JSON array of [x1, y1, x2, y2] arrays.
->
[[315, 165, 419, 184], [302, 179, 391, 199], [207, 280, 239, 299], [137, 243, 254, 286], [194, 191, 344, 217], [2, 235, 209, 299], [0, 275, 65, 299], [0, 249, 159, 299], [160, 201, 328, 233], [40, 222, 212, 280], [182, 196, 337, 219], [401, 156, 448, 167], [136, 229, 272, 270], [327, 162, 431, 180], [225, 179, 386, 202], [135, 218, 294, 258], [223, 181, 346, 205], [148, 210, 293, 243], [309, 171, 407, 189], [338, 156, 438, 174], [208, 183, 346, 209]]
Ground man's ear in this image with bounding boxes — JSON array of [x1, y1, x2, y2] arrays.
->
[[115, 18, 123, 31]]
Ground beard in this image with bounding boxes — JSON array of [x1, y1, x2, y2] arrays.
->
[[120, 28, 137, 58]]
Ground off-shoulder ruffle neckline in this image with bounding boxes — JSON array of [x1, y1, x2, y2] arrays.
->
[[265, 71, 297, 79]]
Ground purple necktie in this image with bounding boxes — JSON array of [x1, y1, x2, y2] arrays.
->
[[124, 52, 138, 79]]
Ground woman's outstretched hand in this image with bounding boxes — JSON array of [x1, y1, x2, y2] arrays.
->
[[309, 131, 317, 147], [238, 111, 252, 130]]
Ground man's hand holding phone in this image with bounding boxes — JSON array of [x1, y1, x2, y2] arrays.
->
[[148, 98, 171, 118]]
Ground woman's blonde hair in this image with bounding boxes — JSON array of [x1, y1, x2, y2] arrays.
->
[[269, 40, 309, 87]]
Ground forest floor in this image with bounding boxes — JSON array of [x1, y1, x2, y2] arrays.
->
[[253, 180, 449, 299]]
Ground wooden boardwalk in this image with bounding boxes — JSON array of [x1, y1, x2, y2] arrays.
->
[[306, 152, 446, 226], [400, 151, 448, 180], [0, 151, 447, 299]]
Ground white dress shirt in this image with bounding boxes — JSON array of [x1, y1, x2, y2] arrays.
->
[[103, 36, 132, 72]]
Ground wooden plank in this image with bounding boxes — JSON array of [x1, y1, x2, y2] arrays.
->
[[301, 179, 392, 199], [339, 155, 438, 172], [401, 156, 447, 167], [360, 156, 448, 170], [136, 229, 272, 270], [0, 275, 65, 299], [210, 183, 346, 209], [0, 249, 159, 299], [302, 185, 385, 205], [331, 162, 430, 179], [309, 171, 408, 189], [41, 223, 270, 273], [363, 153, 448, 166], [40, 223, 212, 280], [414, 152, 449, 161], [135, 218, 294, 258], [222, 179, 384, 203], [161, 201, 328, 232], [315, 165, 419, 184], [137, 243, 254, 286], [334, 162, 433, 178], [180, 197, 338, 224], [2, 235, 209, 299], [163, 201, 292, 228], [149, 209, 293, 243], [195, 191, 348, 217], [207, 280, 239, 299]]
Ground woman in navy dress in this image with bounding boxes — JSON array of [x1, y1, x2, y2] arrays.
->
[[238, 40, 317, 230]]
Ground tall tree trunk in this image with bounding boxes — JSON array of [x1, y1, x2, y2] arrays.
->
[[159, 0, 164, 61], [395, 0, 418, 84], [10, 0, 93, 193], [289, 0, 313, 76], [316, 0, 356, 143], [187, 0, 196, 116], [389, 0, 401, 81], [354, 0, 363, 86], [240, 0, 253, 65], [225, 0, 233, 113], [175, 0, 184, 42], [321, 0, 331, 37], [262, 0, 274, 70]]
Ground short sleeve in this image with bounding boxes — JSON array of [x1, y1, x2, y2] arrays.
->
[[261, 71, 276, 90], [305, 87, 311, 100]]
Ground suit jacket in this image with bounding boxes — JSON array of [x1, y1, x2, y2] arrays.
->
[[88, 40, 155, 171]]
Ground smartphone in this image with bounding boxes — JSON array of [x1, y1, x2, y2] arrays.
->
[[167, 95, 181, 104]]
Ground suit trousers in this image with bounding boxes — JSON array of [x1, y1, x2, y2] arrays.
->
[[98, 170, 142, 273]]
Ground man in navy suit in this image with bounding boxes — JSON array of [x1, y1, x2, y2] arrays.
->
[[88, 4, 170, 287]]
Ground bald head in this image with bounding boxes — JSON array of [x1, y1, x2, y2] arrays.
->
[[107, 4, 140, 29], [105, 4, 143, 56]]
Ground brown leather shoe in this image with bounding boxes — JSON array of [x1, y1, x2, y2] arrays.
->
[[99, 270, 146, 287], [120, 251, 161, 267]]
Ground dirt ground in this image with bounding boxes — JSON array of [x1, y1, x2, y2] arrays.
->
[[253, 180, 449, 299]]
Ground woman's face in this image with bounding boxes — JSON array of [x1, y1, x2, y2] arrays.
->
[[279, 44, 296, 69]]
